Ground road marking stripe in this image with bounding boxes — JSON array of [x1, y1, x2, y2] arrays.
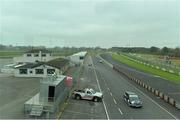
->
[[118, 108, 123, 115], [125, 78, 178, 119], [101, 55, 177, 119], [113, 98, 117, 104], [91, 56, 110, 120], [107, 87, 110, 91], [110, 92, 113, 96]]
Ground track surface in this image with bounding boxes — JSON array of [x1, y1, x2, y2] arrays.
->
[[61, 55, 179, 119]]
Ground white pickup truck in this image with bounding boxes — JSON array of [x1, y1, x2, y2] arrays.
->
[[72, 88, 103, 102]]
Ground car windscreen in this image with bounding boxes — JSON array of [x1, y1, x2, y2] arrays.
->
[[129, 95, 139, 101]]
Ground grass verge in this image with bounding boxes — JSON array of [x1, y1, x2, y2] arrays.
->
[[112, 53, 180, 84]]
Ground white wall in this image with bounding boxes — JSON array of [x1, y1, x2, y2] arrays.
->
[[13, 52, 54, 64], [69, 55, 84, 65], [14, 65, 61, 77]]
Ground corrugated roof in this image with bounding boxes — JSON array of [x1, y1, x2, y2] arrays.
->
[[15, 58, 69, 69], [26, 49, 51, 53]]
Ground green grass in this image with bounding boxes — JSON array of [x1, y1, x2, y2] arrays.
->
[[112, 53, 180, 84], [172, 60, 180, 67], [0, 51, 24, 57]]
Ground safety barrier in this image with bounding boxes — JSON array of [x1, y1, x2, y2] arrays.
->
[[112, 65, 178, 110]]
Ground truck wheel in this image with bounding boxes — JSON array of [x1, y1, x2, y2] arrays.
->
[[93, 97, 99, 102], [75, 95, 81, 100]]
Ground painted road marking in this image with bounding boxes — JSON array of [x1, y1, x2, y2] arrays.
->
[[118, 108, 123, 115], [125, 78, 178, 119], [102, 55, 178, 119], [113, 98, 117, 104], [107, 87, 110, 91], [110, 92, 113, 96], [91, 56, 110, 120]]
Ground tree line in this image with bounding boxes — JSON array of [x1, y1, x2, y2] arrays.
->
[[110, 46, 180, 57]]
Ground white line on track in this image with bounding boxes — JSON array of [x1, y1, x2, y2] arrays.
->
[[126, 81, 178, 119], [91, 56, 110, 120], [99, 55, 177, 119], [113, 98, 117, 104], [118, 108, 123, 115], [107, 87, 110, 91], [110, 92, 113, 96]]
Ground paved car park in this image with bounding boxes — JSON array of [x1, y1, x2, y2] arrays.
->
[[0, 74, 40, 119]]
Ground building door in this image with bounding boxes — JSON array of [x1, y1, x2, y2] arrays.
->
[[48, 86, 55, 102]]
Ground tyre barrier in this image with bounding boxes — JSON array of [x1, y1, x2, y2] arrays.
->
[[155, 90, 159, 96], [148, 86, 151, 91], [142, 83, 145, 88], [164, 95, 169, 102], [112, 65, 178, 110], [169, 98, 176, 106], [159, 92, 164, 99], [151, 88, 155, 93], [145, 84, 148, 89]]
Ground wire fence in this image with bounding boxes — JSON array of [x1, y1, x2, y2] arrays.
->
[[119, 52, 180, 75]]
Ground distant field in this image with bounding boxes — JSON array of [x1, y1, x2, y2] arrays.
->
[[134, 53, 180, 67], [0, 51, 23, 58], [112, 53, 180, 84], [0, 51, 75, 58]]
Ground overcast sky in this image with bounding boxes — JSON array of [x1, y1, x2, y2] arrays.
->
[[0, 0, 179, 48]]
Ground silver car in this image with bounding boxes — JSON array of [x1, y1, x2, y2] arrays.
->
[[123, 91, 142, 108]]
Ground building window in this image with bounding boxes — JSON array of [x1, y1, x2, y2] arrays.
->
[[27, 54, 31, 57], [34, 54, 39, 57], [42, 54, 46, 57], [19, 69, 27, 74], [35, 69, 44, 74], [47, 69, 55, 74], [79, 56, 84, 60], [29, 70, 33, 74]]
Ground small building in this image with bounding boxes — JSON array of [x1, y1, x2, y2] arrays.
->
[[24, 74, 70, 118], [13, 49, 54, 64], [14, 58, 69, 77], [68, 51, 87, 65]]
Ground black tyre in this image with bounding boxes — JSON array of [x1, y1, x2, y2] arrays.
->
[[93, 97, 99, 102], [75, 95, 81, 100]]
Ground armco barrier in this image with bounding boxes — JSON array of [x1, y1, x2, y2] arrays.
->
[[112, 65, 178, 110]]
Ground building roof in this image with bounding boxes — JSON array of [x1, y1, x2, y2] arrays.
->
[[72, 51, 87, 56], [15, 62, 43, 69], [45, 58, 69, 69], [26, 49, 51, 53], [15, 58, 69, 69]]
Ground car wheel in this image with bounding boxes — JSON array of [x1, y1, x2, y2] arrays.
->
[[75, 95, 81, 100], [94, 97, 99, 102]]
